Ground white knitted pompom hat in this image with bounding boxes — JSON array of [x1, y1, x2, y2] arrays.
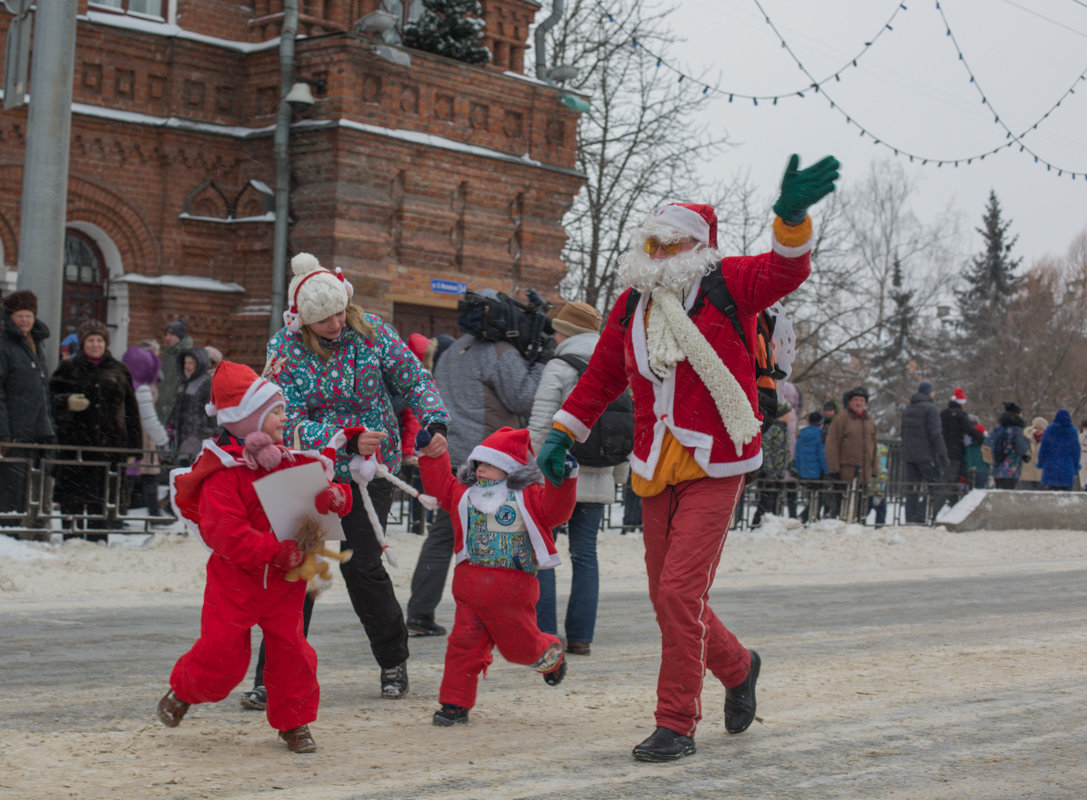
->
[[282, 252, 354, 332]]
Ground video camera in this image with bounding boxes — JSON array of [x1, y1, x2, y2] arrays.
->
[[456, 288, 555, 364]]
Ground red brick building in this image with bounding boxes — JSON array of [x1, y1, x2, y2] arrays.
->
[[0, 0, 584, 365]]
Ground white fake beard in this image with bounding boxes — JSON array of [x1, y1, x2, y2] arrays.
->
[[467, 481, 509, 515], [617, 229, 719, 295]]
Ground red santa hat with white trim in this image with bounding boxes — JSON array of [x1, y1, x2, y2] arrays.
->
[[652, 202, 718, 248], [205, 360, 286, 439], [467, 427, 536, 476]]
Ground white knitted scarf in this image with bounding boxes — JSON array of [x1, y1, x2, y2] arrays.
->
[[647, 288, 761, 456]]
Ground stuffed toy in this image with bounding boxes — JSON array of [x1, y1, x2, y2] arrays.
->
[[285, 515, 353, 595]]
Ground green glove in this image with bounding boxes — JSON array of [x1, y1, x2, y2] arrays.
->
[[537, 428, 574, 487], [772, 154, 841, 224]]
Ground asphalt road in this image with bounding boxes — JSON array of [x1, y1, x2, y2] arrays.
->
[[2, 566, 1085, 799]]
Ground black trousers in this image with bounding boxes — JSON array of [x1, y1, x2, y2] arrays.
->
[[405, 508, 454, 625], [904, 461, 941, 524], [255, 478, 408, 686]]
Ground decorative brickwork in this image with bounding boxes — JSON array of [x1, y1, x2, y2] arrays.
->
[[0, 0, 584, 367]]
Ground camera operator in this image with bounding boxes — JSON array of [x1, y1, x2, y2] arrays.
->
[[405, 288, 551, 637]]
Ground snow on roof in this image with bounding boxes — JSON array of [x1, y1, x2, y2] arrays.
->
[[113, 274, 245, 293], [299, 118, 552, 170], [80, 9, 288, 54]]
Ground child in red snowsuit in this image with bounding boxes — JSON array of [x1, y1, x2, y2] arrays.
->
[[416, 426, 578, 726], [156, 361, 353, 753]]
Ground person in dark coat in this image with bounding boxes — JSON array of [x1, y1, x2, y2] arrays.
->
[[0, 291, 56, 527], [985, 402, 1030, 489], [50, 319, 141, 534], [156, 320, 192, 425], [940, 387, 983, 483], [900, 380, 949, 524], [1036, 409, 1081, 490], [166, 345, 216, 465]]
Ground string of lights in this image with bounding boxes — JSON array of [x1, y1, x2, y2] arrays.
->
[[749, 0, 1087, 178], [934, 1, 1087, 178], [596, 0, 908, 102], [593, 0, 1087, 180]]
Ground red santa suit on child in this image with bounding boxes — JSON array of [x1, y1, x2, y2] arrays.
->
[[159, 361, 352, 745], [536, 154, 840, 761], [417, 427, 578, 719]]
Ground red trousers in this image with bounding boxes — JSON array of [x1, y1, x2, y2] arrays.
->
[[641, 475, 751, 737], [169, 556, 319, 732], [439, 562, 561, 710]]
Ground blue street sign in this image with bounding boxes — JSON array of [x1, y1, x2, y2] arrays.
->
[[431, 279, 467, 295]]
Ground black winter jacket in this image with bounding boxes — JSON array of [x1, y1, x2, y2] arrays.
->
[[50, 352, 141, 457], [900, 392, 949, 467], [0, 314, 54, 443], [940, 402, 982, 462]]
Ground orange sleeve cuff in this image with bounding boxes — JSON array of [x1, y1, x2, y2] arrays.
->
[[553, 422, 577, 439], [772, 215, 813, 249]]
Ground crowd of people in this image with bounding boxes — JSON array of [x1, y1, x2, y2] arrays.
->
[[3, 152, 1085, 765], [748, 380, 1086, 527], [0, 291, 229, 537]]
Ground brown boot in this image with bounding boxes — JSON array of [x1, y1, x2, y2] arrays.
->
[[279, 724, 317, 753], [156, 689, 190, 727]]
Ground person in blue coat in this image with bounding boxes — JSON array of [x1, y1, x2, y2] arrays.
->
[[794, 411, 828, 522], [1036, 409, 1081, 489]]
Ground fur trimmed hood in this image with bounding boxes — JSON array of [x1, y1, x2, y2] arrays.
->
[[456, 458, 543, 491]]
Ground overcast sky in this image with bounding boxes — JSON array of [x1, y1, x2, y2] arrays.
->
[[651, 0, 1087, 265]]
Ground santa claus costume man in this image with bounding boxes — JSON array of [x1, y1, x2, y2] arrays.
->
[[537, 154, 840, 761]]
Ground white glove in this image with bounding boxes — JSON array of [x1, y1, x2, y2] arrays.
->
[[68, 393, 90, 412]]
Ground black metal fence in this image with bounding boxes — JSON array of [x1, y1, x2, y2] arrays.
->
[[0, 441, 177, 539], [1, 438, 983, 541]]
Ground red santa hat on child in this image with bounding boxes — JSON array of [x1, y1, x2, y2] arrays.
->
[[205, 360, 286, 439], [283, 252, 354, 333], [651, 203, 718, 248], [952, 387, 967, 405], [467, 427, 535, 476]]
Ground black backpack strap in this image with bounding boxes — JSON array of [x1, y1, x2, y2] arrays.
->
[[555, 353, 590, 374], [618, 289, 642, 329], [693, 270, 748, 350]]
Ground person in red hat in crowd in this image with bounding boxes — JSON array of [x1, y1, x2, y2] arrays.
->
[[535, 154, 841, 761], [415, 426, 578, 726], [940, 386, 983, 487], [399, 333, 430, 534], [156, 360, 354, 753]]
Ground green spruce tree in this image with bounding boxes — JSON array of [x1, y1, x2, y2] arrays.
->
[[872, 255, 929, 432], [402, 0, 490, 65], [956, 190, 1022, 340]]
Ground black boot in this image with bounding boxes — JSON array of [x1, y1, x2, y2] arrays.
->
[[724, 649, 760, 734], [632, 727, 696, 762]]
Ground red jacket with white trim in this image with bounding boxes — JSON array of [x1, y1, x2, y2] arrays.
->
[[171, 437, 350, 572], [554, 246, 810, 481], [418, 450, 577, 570]]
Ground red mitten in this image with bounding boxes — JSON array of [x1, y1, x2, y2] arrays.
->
[[272, 539, 305, 571], [315, 484, 352, 517]]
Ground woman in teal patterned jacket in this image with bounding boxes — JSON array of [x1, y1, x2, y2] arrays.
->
[[260, 253, 451, 704]]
